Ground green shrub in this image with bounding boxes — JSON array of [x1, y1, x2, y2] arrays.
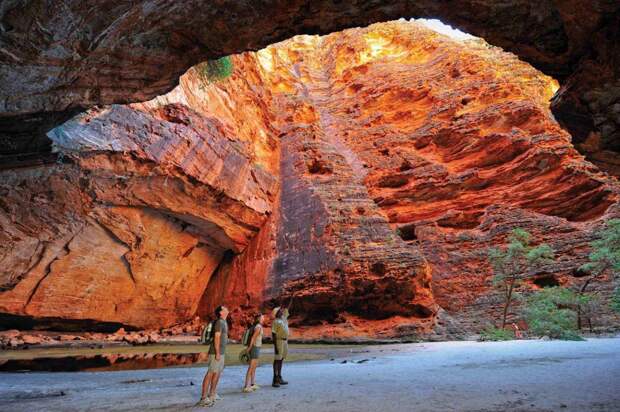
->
[[479, 326, 514, 341], [196, 56, 233, 83], [524, 287, 584, 340], [579, 219, 620, 316]]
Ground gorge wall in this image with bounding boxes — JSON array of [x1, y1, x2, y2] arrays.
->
[[1, 1, 619, 176], [1, 21, 618, 338], [0, 55, 279, 329]]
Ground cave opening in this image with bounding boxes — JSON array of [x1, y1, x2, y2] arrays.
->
[[532, 274, 561, 288], [370, 262, 387, 276], [571, 266, 591, 278], [2, 5, 620, 408], [1, 6, 619, 345], [397, 224, 417, 242]]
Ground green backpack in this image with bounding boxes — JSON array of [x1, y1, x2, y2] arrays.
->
[[241, 325, 254, 346], [200, 321, 215, 345]]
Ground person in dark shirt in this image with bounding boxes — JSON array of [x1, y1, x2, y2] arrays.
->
[[198, 305, 229, 407]]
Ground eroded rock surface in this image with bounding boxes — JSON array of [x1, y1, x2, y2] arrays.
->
[[1, 1, 619, 166], [1, 21, 619, 338], [202, 22, 620, 338], [0, 56, 278, 329]]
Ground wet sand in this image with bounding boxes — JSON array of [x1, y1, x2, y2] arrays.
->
[[1, 338, 619, 411]]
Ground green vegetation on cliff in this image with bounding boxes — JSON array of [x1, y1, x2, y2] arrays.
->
[[196, 56, 234, 83]]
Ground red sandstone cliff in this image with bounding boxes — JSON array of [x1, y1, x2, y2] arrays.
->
[[2, 1, 619, 176], [0, 55, 279, 329], [1, 21, 618, 337], [201, 22, 620, 338]]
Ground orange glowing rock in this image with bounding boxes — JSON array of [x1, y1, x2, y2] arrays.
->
[[203, 21, 619, 339], [1, 21, 618, 337]]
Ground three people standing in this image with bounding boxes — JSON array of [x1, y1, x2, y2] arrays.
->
[[198, 302, 291, 406]]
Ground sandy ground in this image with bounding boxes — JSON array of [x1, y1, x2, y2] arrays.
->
[[1, 338, 619, 412]]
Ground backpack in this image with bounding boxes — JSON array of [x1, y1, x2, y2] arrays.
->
[[200, 320, 215, 345], [241, 325, 255, 346]]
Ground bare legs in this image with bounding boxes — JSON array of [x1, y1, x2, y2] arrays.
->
[[272, 360, 279, 387], [201, 371, 213, 400], [272, 359, 288, 386], [244, 359, 258, 389], [276, 359, 287, 384], [210, 372, 221, 398], [280, 360, 287, 384], [201, 371, 221, 400]]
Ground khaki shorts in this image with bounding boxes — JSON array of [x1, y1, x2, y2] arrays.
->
[[207, 354, 225, 373], [274, 339, 288, 361]]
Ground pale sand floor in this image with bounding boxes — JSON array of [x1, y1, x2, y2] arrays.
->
[[1, 338, 619, 411]]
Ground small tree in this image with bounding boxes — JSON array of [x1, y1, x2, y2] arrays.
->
[[577, 293, 603, 332], [488, 228, 554, 328], [524, 287, 583, 340], [579, 219, 620, 320]]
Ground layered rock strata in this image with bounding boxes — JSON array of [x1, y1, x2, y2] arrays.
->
[[1, 1, 619, 168], [0, 56, 278, 329], [202, 22, 620, 338], [1, 21, 619, 337]]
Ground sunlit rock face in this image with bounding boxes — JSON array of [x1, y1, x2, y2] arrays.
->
[[1, 1, 619, 175], [0, 55, 279, 329], [202, 21, 619, 338], [1, 21, 619, 337]]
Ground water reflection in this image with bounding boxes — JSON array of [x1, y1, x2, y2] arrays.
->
[[0, 352, 210, 372]]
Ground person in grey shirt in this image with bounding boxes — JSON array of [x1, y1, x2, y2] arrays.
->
[[198, 305, 229, 407]]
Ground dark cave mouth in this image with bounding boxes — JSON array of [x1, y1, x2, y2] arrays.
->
[[531, 274, 561, 288]]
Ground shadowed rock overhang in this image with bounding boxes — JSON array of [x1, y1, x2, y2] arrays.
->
[[0, 1, 619, 166]]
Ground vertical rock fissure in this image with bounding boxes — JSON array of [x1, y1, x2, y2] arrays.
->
[[264, 35, 436, 323]]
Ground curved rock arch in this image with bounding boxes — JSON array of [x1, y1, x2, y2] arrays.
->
[[0, 1, 619, 162]]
